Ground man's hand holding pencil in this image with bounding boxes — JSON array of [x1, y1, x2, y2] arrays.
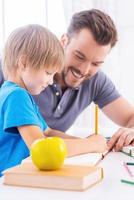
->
[[107, 127, 134, 152]]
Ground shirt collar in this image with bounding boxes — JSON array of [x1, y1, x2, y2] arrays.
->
[[53, 80, 81, 91]]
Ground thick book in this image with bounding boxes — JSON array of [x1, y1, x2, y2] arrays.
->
[[3, 162, 103, 191]]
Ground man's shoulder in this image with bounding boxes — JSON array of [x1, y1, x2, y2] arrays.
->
[[82, 70, 108, 88], [89, 70, 107, 82]]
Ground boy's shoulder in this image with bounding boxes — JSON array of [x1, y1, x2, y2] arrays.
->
[[1, 81, 26, 94], [0, 81, 30, 103]]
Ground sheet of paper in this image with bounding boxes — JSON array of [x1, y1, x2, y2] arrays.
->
[[22, 153, 103, 166], [64, 153, 102, 166]]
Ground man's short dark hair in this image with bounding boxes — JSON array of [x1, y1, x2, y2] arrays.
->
[[67, 9, 117, 47]]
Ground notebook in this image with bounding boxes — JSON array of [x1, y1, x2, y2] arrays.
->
[[64, 152, 103, 166], [3, 162, 103, 191], [121, 146, 134, 158], [22, 152, 103, 167]]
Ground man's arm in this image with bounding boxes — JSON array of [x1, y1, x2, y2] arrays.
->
[[102, 97, 134, 151]]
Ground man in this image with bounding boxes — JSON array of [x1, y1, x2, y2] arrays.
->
[[0, 9, 134, 152]]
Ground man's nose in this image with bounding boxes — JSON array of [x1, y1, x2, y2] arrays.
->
[[80, 62, 92, 75]]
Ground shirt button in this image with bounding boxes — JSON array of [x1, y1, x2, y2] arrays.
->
[[56, 92, 60, 96], [54, 84, 57, 87], [57, 105, 61, 110]]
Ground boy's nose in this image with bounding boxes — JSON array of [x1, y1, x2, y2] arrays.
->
[[49, 76, 54, 85]]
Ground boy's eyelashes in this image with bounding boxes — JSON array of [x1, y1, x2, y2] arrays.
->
[[45, 71, 54, 75]]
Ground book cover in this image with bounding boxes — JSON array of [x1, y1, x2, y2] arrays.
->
[[3, 162, 103, 191]]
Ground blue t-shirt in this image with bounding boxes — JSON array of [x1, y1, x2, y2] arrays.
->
[[0, 81, 48, 176]]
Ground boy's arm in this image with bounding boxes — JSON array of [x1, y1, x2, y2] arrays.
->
[[18, 125, 45, 149], [65, 134, 107, 157], [44, 127, 78, 139], [45, 128, 107, 156], [18, 126, 107, 157]]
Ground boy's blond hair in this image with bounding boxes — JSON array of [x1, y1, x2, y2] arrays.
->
[[3, 24, 64, 78]]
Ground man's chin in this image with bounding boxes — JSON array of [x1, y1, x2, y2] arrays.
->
[[64, 80, 82, 89], [62, 73, 83, 88]]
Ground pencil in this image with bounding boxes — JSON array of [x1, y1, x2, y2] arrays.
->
[[126, 162, 134, 166], [95, 104, 99, 135], [94, 150, 109, 166], [121, 179, 134, 185], [123, 162, 133, 177]]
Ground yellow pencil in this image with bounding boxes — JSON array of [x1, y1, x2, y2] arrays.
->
[[95, 104, 99, 135]]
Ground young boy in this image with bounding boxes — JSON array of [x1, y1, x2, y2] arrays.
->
[[0, 24, 106, 176], [0, 24, 64, 176]]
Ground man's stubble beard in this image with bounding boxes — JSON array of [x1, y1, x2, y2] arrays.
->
[[61, 67, 87, 89]]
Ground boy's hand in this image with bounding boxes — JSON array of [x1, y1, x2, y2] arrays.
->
[[87, 134, 107, 153], [107, 127, 134, 151]]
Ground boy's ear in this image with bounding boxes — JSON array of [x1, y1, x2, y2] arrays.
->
[[60, 33, 69, 48], [17, 56, 27, 70]]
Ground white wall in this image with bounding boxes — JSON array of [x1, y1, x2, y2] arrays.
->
[[0, 0, 134, 137], [62, 0, 134, 137]]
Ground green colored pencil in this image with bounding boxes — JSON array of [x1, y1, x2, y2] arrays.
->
[[126, 162, 134, 166], [121, 179, 134, 185]]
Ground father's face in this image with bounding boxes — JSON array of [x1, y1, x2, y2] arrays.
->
[[60, 28, 111, 88]]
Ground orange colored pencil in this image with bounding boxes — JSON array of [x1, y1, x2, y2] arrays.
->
[[95, 104, 99, 135]]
